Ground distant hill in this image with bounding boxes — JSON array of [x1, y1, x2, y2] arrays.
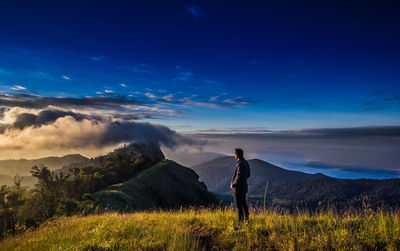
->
[[263, 177, 400, 210], [0, 174, 37, 188], [163, 151, 226, 167], [191, 156, 327, 195], [92, 159, 219, 211], [0, 154, 88, 176]]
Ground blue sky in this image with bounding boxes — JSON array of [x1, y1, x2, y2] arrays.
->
[[1, 1, 399, 131], [0, 1, 399, 179]]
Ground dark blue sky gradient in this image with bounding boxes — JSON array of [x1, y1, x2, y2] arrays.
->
[[0, 0, 399, 130]]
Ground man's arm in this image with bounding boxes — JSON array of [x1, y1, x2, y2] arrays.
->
[[230, 167, 236, 189], [231, 162, 246, 187]]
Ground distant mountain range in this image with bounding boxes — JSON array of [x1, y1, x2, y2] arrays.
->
[[0, 154, 88, 176], [0, 154, 88, 188], [191, 156, 327, 195], [191, 156, 400, 210]]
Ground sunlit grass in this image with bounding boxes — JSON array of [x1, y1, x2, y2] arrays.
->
[[1, 208, 399, 250]]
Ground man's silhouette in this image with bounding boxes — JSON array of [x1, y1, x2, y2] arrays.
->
[[230, 148, 250, 223]]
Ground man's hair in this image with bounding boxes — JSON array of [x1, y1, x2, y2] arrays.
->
[[235, 148, 244, 158]]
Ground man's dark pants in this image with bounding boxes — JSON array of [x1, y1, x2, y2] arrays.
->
[[233, 190, 249, 222]]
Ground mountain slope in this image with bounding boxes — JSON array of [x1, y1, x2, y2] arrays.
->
[[92, 159, 219, 211], [163, 150, 226, 167], [191, 156, 327, 195]]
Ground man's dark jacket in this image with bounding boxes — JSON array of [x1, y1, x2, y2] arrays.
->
[[231, 158, 251, 193]]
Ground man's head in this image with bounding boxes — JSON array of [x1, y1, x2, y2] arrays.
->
[[234, 148, 244, 160]]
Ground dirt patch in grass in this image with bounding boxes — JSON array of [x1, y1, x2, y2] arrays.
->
[[185, 220, 221, 250]]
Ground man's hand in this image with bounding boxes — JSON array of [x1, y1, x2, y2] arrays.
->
[[230, 183, 234, 190]]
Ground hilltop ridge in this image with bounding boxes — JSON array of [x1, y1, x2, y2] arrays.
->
[[93, 159, 218, 211]]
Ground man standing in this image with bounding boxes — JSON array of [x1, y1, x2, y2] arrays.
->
[[230, 148, 250, 223]]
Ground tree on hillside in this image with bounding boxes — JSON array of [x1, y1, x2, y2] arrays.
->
[[30, 165, 77, 219], [0, 175, 27, 237]]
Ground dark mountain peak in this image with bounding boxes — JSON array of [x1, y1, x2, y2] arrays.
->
[[62, 153, 86, 158], [56, 154, 88, 162], [112, 142, 165, 161], [201, 155, 234, 163]]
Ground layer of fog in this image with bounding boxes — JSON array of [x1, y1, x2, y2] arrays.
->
[[165, 128, 400, 179]]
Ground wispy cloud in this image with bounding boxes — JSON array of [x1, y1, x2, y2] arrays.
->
[[175, 95, 249, 109], [120, 83, 127, 87], [0, 93, 142, 110], [185, 5, 203, 20], [222, 96, 250, 107], [204, 80, 220, 85], [162, 94, 175, 102], [384, 94, 400, 102], [11, 85, 27, 91], [208, 96, 219, 102], [174, 65, 193, 81], [130, 64, 149, 73], [0, 67, 12, 76], [140, 92, 254, 109], [104, 89, 114, 93], [170, 124, 191, 129], [144, 92, 156, 99], [33, 71, 54, 80], [362, 100, 384, 111], [90, 56, 100, 61], [187, 127, 273, 134], [62, 75, 71, 80], [175, 71, 193, 81]]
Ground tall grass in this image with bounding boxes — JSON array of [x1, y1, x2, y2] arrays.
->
[[1, 208, 399, 250], [263, 180, 269, 213]]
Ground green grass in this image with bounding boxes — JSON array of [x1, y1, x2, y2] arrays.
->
[[1, 208, 400, 250]]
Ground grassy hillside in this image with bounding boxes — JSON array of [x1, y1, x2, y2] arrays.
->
[[1, 209, 399, 250], [92, 159, 218, 211]]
